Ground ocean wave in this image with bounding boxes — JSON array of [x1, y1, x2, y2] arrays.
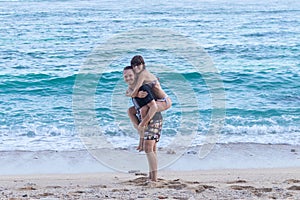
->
[[1, 66, 299, 95], [1, 121, 299, 151]]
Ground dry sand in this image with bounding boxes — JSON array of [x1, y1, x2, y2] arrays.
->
[[1, 168, 300, 200], [1, 143, 299, 199]]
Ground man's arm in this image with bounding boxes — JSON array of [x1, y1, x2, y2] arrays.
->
[[125, 87, 134, 97]]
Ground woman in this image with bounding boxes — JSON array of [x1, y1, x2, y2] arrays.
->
[[127, 55, 172, 131]]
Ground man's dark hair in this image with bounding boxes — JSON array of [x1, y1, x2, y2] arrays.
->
[[123, 65, 133, 71]]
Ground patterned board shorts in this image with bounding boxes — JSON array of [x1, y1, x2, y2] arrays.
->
[[144, 112, 163, 142]]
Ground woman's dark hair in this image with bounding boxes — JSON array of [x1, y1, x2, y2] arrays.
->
[[130, 55, 145, 68]]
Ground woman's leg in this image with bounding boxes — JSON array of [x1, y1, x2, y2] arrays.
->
[[137, 137, 144, 152], [140, 106, 149, 119], [138, 100, 157, 129], [144, 140, 157, 182], [127, 106, 139, 130], [156, 97, 172, 112], [136, 106, 149, 151]]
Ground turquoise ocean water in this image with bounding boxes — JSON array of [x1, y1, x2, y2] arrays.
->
[[0, 0, 299, 151]]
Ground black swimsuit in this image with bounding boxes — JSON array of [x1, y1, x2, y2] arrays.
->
[[133, 84, 156, 108], [132, 84, 156, 121], [131, 84, 162, 142]]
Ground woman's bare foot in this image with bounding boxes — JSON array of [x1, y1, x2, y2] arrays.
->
[[136, 145, 143, 151], [136, 138, 144, 152]]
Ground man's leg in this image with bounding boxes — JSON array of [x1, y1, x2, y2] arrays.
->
[[143, 113, 162, 182], [144, 140, 157, 182], [150, 141, 158, 180]]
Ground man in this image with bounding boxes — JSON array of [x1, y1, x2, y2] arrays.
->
[[123, 66, 163, 182]]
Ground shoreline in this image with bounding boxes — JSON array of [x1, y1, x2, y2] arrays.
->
[[1, 143, 299, 175]]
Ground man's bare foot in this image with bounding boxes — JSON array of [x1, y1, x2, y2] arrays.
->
[[146, 180, 158, 187]]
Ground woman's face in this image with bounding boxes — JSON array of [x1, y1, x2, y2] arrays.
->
[[132, 63, 143, 74], [123, 69, 135, 85]]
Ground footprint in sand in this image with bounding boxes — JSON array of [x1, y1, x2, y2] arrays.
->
[[39, 192, 54, 197], [125, 176, 150, 186], [287, 185, 300, 190], [18, 182, 37, 191], [183, 180, 216, 192], [45, 185, 62, 189], [230, 185, 254, 190], [135, 172, 148, 176], [192, 185, 216, 193], [73, 190, 85, 194], [185, 181, 200, 184], [284, 179, 300, 184], [226, 180, 247, 184], [89, 184, 107, 188], [156, 179, 187, 190], [161, 179, 215, 193], [112, 188, 130, 192], [157, 195, 168, 199], [230, 185, 272, 197], [125, 177, 215, 193], [18, 186, 37, 191], [166, 183, 187, 190]]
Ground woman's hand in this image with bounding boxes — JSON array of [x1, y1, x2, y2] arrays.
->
[[137, 91, 148, 98]]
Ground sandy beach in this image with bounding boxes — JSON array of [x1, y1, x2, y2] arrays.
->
[[1, 168, 300, 199], [1, 143, 300, 199], [1, 0, 299, 199]]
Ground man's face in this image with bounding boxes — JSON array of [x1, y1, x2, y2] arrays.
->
[[123, 69, 135, 85]]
